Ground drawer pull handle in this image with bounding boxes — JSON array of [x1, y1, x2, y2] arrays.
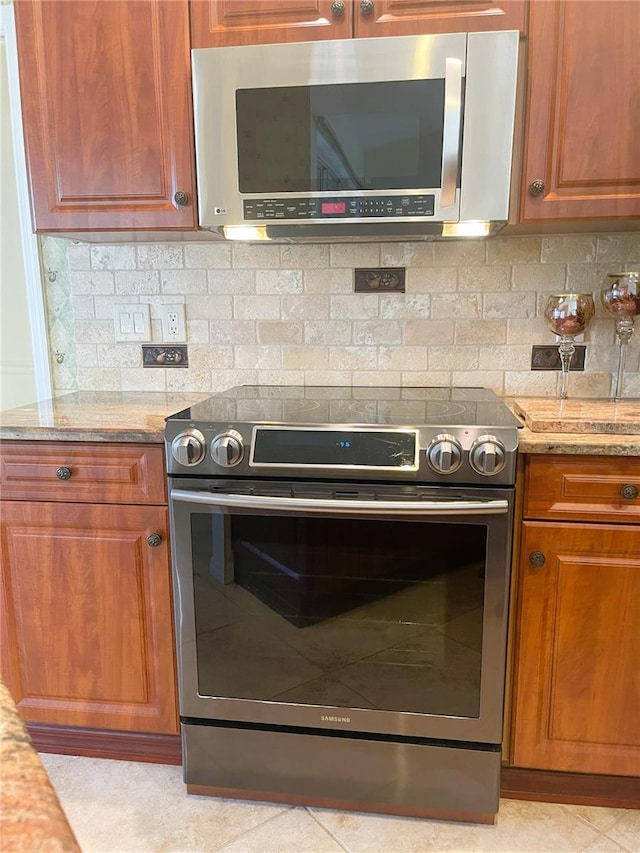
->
[[620, 484, 638, 500], [529, 551, 546, 568], [147, 533, 162, 547], [55, 466, 72, 480]]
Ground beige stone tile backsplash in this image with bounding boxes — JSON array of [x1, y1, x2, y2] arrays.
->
[[40, 232, 640, 398]]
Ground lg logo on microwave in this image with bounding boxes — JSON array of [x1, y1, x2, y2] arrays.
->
[[321, 715, 351, 724]]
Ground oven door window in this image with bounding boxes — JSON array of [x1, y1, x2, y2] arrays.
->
[[236, 80, 463, 194], [190, 512, 485, 719]]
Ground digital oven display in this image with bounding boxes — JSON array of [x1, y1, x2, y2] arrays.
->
[[251, 428, 417, 468], [321, 201, 346, 215]]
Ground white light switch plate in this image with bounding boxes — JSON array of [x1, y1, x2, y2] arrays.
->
[[113, 303, 151, 342]]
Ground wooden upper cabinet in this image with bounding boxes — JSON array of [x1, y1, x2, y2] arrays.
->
[[15, 0, 197, 232], [190, 0, 526, 47], [520, 0, 640, 222], [190, 0, 351, 47], [353, 0, 527, 38]]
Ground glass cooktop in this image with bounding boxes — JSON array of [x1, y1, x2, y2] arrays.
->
[[167, 385, 522, 429]]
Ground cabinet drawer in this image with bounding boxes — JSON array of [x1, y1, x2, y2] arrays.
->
[[524, 455, 640, 523], [0, 441, 166, 504]]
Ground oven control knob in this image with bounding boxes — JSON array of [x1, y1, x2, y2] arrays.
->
[[211, 430, 244, 467], [469, 434, 507, 476], [426, 433, 463, 474], [171, 429, 206, 467]]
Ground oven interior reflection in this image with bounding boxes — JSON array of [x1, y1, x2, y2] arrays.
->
[[191, 513, 485, 719]]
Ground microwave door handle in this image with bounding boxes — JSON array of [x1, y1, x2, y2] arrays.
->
[[440, 57, 463, 209], [170, 488, 509, 517]]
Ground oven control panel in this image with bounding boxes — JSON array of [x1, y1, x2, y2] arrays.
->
[[243, 195, 435, 221], [166, 423, 517, 486], [251, 427, 418, 470]]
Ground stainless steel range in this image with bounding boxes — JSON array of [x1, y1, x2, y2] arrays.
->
[[165, 385, 521, 823]]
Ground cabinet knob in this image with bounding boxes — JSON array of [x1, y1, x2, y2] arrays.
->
[[529, 551, 546, 568], [331, 0, 345, 15], [173, 191, 189, 207], [55, 466, 72, 480], [147, 533, 162, 547], [360, 0, 374, 14], [529, 179, 545, 196], [620, 483, 639, 500]]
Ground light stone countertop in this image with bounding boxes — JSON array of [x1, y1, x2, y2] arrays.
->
[[0, 681, 80, 852], [0, 391, 211, 443], [511, 397, 640, 436], [510, 396, 640, 455], [0, 391, 639, 456]]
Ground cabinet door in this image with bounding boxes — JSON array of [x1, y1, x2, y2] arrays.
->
[[511, 520, 640, 776], [190, 0, 351, 47], [354, 0, 527, 38], [520, 0, 640, 222], [15, 0, 196, 232], [0, 501, 178, 734]]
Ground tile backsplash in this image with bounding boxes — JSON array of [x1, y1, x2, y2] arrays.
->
[[40, 232, 640, 399]]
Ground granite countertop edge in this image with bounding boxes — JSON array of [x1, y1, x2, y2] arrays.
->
[[0, 681, 80, 851], [0, 392, 211, 445], [0, 391, 639, 456]]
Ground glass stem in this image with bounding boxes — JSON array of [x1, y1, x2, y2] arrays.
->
[[614, 318, 635, 401], [558, 337, 575, 399]]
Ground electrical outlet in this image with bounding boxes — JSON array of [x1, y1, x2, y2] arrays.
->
[[160, 304, 187, 342], [142, 345, 188, 368], [531, 344, 586, 371], [354, 268, 406, 293]]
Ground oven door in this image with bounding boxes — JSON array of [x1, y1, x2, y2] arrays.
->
[[169, 478, 514, 744]]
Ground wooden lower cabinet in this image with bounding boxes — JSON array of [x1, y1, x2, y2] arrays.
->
[[0, 500, 178, 736], [0, 440, 179, 755], [510, 517, 640, 777]]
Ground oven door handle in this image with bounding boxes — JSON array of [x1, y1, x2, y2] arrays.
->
[[170, 488, 509, 516]]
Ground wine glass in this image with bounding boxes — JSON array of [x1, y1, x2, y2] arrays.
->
[[601, 271, 640, 401], [544, 293, 595, 399]]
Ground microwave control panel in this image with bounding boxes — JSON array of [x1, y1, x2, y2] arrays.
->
[[243, 195, 435, 220]]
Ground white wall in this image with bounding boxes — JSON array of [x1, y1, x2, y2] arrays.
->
[[0, 4, 51, 411], [0, 38, 36, 410]]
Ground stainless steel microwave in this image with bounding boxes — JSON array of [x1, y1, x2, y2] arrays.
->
[[192, 31, 520, 241]]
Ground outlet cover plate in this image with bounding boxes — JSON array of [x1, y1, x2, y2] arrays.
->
[[531, 344, 586, 371], [160, 304, 187, 342], [142, 345, 188, 368], [354, 268, 406, 293]]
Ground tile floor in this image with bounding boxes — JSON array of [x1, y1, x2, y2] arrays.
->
[[40, 754, 639, 853]]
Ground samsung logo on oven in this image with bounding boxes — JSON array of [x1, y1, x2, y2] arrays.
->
[[321, 715, 351, 723]]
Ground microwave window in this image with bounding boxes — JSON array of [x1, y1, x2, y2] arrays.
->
[[236, 80, 461, 193]]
